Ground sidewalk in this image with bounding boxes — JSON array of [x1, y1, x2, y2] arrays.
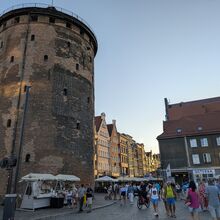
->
[[0, 193, 116, 220]]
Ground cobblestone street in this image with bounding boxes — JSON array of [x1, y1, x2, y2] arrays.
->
[[0, 195, 212, 220]]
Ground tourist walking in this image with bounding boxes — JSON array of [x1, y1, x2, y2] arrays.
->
[[205, 179, 220, 220], [198, 180, 208, 211], [86, 184, 93, 213], [164, 181, 177, 218], [78, 184, 86, 212], [127, 183, 134, 204], [149, 183, 159, 217], [120, 184, 127, 206], [161, 183, 169, 217], [186, 180, 200, 220]]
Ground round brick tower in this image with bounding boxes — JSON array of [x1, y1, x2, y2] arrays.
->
[[0, 4, 97, 196]]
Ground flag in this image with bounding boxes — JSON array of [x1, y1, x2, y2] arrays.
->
[[166, 163, 171, 178]]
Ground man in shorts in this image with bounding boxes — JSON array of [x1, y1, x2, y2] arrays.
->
[[164, 181, 176, 218], [205, 179, 220, 220]]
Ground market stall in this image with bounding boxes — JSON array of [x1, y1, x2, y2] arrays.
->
[[20, 173, 56, 210]]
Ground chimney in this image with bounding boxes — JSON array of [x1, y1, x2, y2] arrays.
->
[[112, 119, 116, 125], [164, 98, 169, 121]]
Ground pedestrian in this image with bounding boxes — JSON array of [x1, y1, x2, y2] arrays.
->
[[66, 189, 73, 208], [175, 183, 181, 200], [161, 183, 170, 217], [120, 184, 127, 206], [77, 184, 86, 212], [155, 182, 161, 200], [205, 179, 220, 220], [86, 184, 93, 213], [113, 183, 118, 200], [186, 180, 200, 220], [149, 183, 159, 217], [198, 180, 208, 211], [164, 181, 177, 218], [127, 183, 134, 204]]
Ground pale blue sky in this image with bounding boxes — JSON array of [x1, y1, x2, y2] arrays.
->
[[1, 1, 220, 153]]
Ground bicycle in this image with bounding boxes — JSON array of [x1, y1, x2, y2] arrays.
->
[[137, 194, 150, 209]]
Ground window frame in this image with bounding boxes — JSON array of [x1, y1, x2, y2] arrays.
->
[[192, 154, 200, 164], [190, 138, 198, 148]]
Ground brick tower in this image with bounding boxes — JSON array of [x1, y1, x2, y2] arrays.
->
[[0, 4, 98, 196]]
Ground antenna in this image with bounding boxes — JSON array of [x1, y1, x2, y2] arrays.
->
[[51, 0, 54, 6]]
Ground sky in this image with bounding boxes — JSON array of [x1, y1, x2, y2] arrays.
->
[[1, 0, 220, 153]]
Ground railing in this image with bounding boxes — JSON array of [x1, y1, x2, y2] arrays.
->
[[0, 3, 94, 34]]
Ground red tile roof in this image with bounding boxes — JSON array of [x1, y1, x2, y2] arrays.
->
[[107, 124, 113, 136], [167, 96, 220, 120], [158, 111, 220, 139], [95, 116, 102, 132]]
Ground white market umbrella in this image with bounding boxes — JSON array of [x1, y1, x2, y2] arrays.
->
[[55, 174, 80, 182], [21, 173, 56, 181], [95, 176, 117, 182]]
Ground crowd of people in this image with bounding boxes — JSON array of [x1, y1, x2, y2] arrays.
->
[[104, 178, 220, 220], [62, 178, 220, 219]]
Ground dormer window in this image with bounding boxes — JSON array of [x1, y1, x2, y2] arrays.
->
[[177, 128, 182, 133], [197, 126, 203, 131]]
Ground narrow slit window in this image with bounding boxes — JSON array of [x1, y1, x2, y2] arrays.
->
[[0, 41, 3, 48], [14, 17, 20, 23], [76, 63, 79, 70], [25, 154, 30, 162], [49, 17, 55, 23], [30, 15, 38, 22], [67, 42, 71, 47], [7, 119, 11, 127], [10, 56, 14, 63], [63, 88, 67, 96], [31, 35, 35, 41], [87, 97, 90, 104], [66, 22, 71, 28], [76, 122, 80, 130], [44, 55, 48, 61], [80, 30, 84, 36]]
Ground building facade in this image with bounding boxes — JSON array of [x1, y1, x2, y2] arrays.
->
[[107, 120, 120, 177], [118, 133, 129, 176], [0, 4, 97, 196], [94, 113, 111, 177], [158, 97, 220, 183]]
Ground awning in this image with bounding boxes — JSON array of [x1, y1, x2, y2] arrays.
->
[[55, 174, 80, 181]]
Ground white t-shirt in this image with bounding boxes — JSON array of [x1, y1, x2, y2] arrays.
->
[[150, 187, 159, 199]]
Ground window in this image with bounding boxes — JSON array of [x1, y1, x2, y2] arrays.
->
[[49, 17, 55, 23], [177, 128, 182, 133], [0, 41, 3, 48], [203, 153, 211, 163], [67, 42, 71, 47], [30, 15, 38, 22], [76, 63, 79, 70], [192, 154, 200, 164], [7, 119, 11, 127], [217, 137, 220, 146], [87, 97, 90, 104], [201, 138, 208, 147], [63, 88, 67, 96], [66, 22, 71, 28], [10, 56, 14, 63], [14, 17, 20, 23], [190, 139, 197, 148], [44, 55, 48, 61], [25, 154, 30, 162], [31, 35, 35, 41], [80, 30, 84, 36], [76, 121, 80, 130]]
